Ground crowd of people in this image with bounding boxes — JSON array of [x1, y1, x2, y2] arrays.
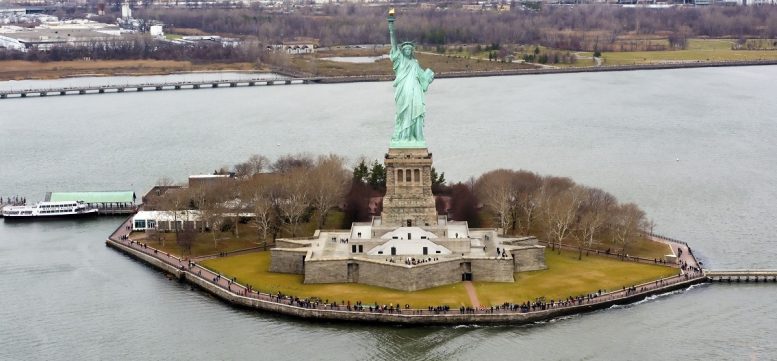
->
[[1, 196, 25, 206], [404, 257, 440, 265]]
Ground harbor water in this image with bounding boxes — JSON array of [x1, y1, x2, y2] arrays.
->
[[1, 66, 776, 360]]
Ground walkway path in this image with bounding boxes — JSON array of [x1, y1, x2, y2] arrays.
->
[[463, 281, 480, 307], [650, 235, 702, 272], [108, 218, 704, 321]]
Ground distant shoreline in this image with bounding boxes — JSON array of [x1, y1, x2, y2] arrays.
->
[[2, 59, 775, 84], [314, 60, 777, 83], [2, 60, 775, 99]]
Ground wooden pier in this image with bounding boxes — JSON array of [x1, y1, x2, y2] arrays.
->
[[0, 76, 320, 99], [704, 270, 777, 283]]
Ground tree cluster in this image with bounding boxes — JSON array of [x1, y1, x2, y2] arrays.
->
[[156, 153, 650, 260], [159, 153, 351, 250], [473, 169, 649, 260], [138, 6, 777, 50]]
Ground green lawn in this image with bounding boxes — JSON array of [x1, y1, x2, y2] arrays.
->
[[201, 249, 677, 308], [585, 236, 672, 260], [475, 250, 678, 305], [201, 251, 471, 307], [601, 38, 777, 65], [131, 225, 263, 258]]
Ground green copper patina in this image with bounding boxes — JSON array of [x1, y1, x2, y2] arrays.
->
[[388, 12, 435, 148]]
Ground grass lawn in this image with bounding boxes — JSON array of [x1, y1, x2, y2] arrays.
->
[[201, 251, 471, 307], [201, 249, 677, 308], [130, 223, 264, 258], [474, 250, 678, 306], [601, 38, 777, 65], [584, 237, 672, 260]]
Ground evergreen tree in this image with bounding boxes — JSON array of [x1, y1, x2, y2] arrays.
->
[[431, 167, 446, 187], [367, 161, 386, 189], [353, 159, 369, 184]]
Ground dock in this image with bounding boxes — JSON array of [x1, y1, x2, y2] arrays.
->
[[45, 191, 137, 216], [704, 270, 777, 283], [0, 76, 321, 99]]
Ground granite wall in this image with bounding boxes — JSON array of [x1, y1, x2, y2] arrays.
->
[[470, 258, 515, 282], [269, 248, 308, 274], [512, 246, 547, 272]]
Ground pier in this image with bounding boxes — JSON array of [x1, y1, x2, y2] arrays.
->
[[0, 76, 320, 99], [704, 270, 777, 283]]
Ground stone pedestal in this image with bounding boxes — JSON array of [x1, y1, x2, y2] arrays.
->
[[381, 148, 438, 227]]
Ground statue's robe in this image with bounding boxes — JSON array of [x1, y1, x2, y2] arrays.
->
[[390, 47, 434, 143]]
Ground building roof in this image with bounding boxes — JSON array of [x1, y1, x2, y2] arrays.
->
[[48, 191, 135, 203], [133, 210, 201, 222], [189, 174, 230, 179]]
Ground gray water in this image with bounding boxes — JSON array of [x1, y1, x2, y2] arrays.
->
[[1, 66, 777, 360]]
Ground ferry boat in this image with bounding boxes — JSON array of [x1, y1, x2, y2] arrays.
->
[[2, 201, 98, 219]]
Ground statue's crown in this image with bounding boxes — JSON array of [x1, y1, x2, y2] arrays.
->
[[400, 41, 414, 49]]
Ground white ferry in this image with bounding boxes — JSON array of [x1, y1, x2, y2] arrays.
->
[[2, 201, 98, 219]]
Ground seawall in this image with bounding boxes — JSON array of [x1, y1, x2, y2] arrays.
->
[[105, 237, 706, 326]]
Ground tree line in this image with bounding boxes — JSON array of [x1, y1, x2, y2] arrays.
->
[[157, 153, 351, 253], [153, 153, 650, 260], [138, 5, 777, 50]]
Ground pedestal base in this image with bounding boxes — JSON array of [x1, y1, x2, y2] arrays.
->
[[381, 148, 438, 227]]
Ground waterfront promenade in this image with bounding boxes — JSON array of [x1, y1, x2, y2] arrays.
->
[[106, 217, 705, 325]]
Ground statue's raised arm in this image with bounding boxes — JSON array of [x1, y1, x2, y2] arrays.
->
[[388, 8, 397, 51], [386, 9, 434, 149]]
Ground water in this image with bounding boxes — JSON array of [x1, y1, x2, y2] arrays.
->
[[1, 66, 777, 360]]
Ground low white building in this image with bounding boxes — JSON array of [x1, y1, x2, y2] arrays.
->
[[149, 24, 164, 38], [131, 209, 255, 231], [132, 210, 203, 231]]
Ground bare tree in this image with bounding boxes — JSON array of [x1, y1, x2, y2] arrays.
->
[[574, 187, 616, 260], [309, 154, 351, 229], [234, 154, 270, 179], [277, 168, 311, 237], [177, 223, 197, 256], [271, 153, 314, 174], [198, 185, 227, 248], [159, 188, 190, 247], [156, 176, 176, 187], [511, 170, 542, 235], [474, 169, 515, 235], [542, 185, 582, 255], [610, 203, 647, 260], [243, 174, 281, 248]]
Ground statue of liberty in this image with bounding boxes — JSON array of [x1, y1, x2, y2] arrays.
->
[[388, 9, 435, 148]]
